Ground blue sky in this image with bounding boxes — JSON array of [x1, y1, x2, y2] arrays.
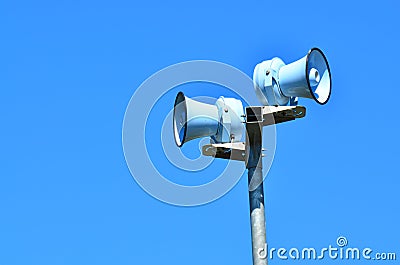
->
[[1, 0, 399, 264]]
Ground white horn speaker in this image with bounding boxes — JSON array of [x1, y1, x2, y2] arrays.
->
[[173, 92, 244, 147], [253, 47, 332, 106]]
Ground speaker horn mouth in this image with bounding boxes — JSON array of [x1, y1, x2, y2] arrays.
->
[[173, 91, 187, 147], [306, 47, 332, 105]]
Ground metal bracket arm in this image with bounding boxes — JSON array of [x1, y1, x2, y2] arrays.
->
[[263, 105, 306, 126]]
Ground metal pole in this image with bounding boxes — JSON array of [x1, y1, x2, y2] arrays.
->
[[246, 107, 267, 265]]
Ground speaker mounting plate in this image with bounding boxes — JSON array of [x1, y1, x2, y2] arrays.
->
[[262, 105, 306, 126], [202, 142, 246, 161]]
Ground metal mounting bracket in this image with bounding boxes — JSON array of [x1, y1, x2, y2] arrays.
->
[[201, 105, 306, 161], [262, 105, 306, 126]]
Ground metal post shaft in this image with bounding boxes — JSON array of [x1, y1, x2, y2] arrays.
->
[[246, 107, 267, 265]]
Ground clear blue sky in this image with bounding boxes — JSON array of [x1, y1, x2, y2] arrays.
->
[[1, 0, 399, 264]]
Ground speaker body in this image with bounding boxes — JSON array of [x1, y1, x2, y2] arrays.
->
[[173, 92, 244, 147], [253, 47, 331, 106]]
